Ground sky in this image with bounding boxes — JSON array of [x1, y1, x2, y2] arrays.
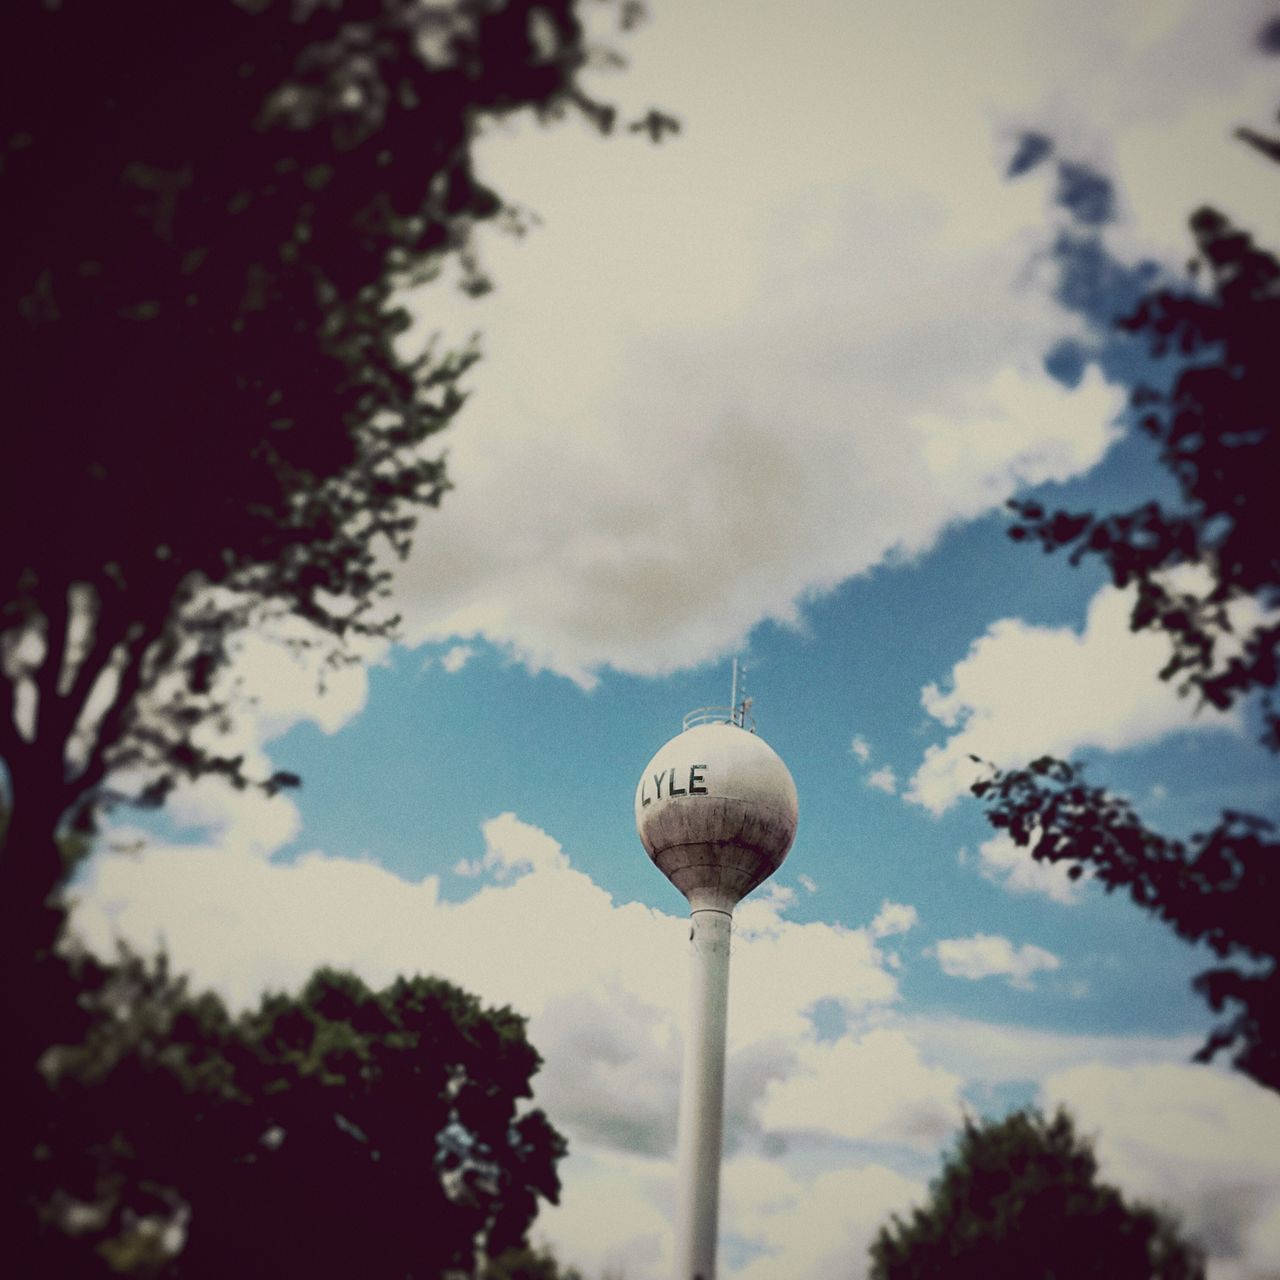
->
[[68, 2, 1280, 1277]]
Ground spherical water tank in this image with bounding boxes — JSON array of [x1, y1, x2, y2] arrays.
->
[[635, 720, 798, 914]]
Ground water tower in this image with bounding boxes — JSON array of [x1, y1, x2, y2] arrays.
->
[[635, 669, 798, 1280]]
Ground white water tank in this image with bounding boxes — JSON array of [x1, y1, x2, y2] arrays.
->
[[635, 719, 798, 914]]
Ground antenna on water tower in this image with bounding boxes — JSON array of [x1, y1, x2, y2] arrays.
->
[[635, 667, 798, 1280]]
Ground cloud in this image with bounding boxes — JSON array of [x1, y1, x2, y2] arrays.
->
[[907, 582, 1241, 814], [384, 0, 1201, 687], [933, 933, 1062, 990], [903, 1015, 1200, 1086], [541, 1149, 927, 1280], [439, 643, 475, 674], [453, 811, 570, 879], [870, 902, 919, 940], [196, 623, 376, 765], [975, 833, 1088, 905], [534, 1148, 673, 1280], [759, 1028, 965, 1151], [71, 814, 900, 1161], [165, 777, 302, 859], [384, 0, 1276, 690], [725, 1160, 923, 1280], [1044, 1063, 1280, 1278], [69, 808, 1280, 1280], [866, 765, 898, 795], [110, 620, 378, 855], [850, 736, 900, 798]]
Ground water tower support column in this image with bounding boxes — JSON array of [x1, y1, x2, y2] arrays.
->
[[635, 713, 798, 1280], [675, 907, 732, 1280]]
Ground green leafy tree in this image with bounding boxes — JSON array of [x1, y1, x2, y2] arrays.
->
[[0, 0, 670, 972], [26, 944, 568, 1278], [869, 1108, 1204, 1280], [973, 110, 1280, 1091]]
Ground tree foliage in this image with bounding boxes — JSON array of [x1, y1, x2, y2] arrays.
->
[[2, 8, 670, 1267], [869, 1108, 1204, 1280], [974, 758, 1279, 1091], [973, 113, 1280, 1091], [24, 941, 567, 1278], [1007, 199, 1280, 745], [0, 0, 668, 961], [481, 1244, 587, 1280]]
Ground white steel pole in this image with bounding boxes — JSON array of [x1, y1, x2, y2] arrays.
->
[[674, 907, 733, 1280]]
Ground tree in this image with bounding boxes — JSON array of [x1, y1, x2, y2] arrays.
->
[[869, 1108, 1204, 1280], [0, 0, 671, 970], [481, 1244, 586, 1280], [972, 110, 1280, 1091], [25, 940, 568, 1278]]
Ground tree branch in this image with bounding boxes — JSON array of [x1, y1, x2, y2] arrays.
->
[[32, 584, 70, 737], [66, 617, 164, 809]]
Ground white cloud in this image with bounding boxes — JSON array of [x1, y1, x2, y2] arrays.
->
[[165, 776, 301, 859], [866, 765, 898, 795], [1044, 1063, 1280, 1278], [381, 0, 1221, 687], [759, 1029, 965, 1151], [904, 1015, 1201, 1086], [870, 901, 919, 940], [976, 833, 1088, 905], [453, 811, 569, 879], [439, 643, 475, 674], [850, 736, 872, 764], [71, 813, 899, 1159], [383, 0, 1277, 690], [726, 1160, 923, 1280], [109, 619, 378, 855], [933, 933, 1062, 990], [907, 582, 1241, 814], [68, 808, 1280, 1280], [1018, 0, 1280, 266], [541, 1149, 927, 1280], [728, 900, 899, 1053], [534, 1147, 673, 1280], [209, 623, 376, 751]]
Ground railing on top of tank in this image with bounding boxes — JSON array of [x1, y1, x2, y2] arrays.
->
[[682, 706, 756, 733]]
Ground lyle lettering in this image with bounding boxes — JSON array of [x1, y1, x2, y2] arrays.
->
[[641, 764, 710, 805]]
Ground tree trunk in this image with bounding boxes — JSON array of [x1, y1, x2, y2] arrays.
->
[[0, 788, 72, 1269], [0, 782, 68, 982]]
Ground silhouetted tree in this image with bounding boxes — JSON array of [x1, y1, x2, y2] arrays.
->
[[0, 0, 670, 969], [869, 1108, 1204, 1280], [973, 108, 1280, 1091], [1, 1, 671, 1262], [28, 943, 567, 1278], [482, 1244, 586, 1280]]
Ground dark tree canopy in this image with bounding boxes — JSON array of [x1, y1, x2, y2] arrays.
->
[[27, 943, 567, 1278], [1, 5, 668, 1268], [0, 0, 668, 962], [975, 758, 1279, 1092], [974, 113, 1280, 1092], [869, 1108, 1204, 1280]]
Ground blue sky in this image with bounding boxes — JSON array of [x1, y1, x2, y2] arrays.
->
[[75, 3, 1280, 1277]]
